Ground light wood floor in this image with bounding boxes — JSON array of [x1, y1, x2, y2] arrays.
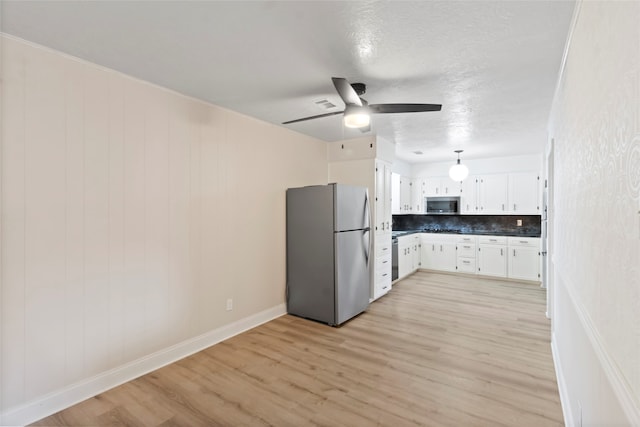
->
[[32, 272, 563, 426]]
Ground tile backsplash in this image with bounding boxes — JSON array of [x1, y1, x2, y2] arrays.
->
[[392, 214, 541, 237]]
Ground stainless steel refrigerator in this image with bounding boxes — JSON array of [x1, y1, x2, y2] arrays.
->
[[286, 183, 371, 326]]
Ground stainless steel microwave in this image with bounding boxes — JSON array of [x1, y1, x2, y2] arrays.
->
[[425, 196, 460, 215]]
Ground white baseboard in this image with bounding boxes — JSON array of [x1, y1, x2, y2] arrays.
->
[[551, 333, 573, 427], [1, 304, 286, 427]]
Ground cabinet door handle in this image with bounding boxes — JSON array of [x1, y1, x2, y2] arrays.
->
[[519, 240, 528, 244], [386, 221, 389, 229], [440, 245, 443, 252], [513, 249, 516, 257], [500, 248, 503, 256], [514, 204, 517, 210], [502, 204, 504, 211]]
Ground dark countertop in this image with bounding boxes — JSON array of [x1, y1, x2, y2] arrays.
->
[[392, 229, 541, 238]]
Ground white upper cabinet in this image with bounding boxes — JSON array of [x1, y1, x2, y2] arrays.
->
[[375, 160, 392, 234], [460, 176, 478, 214], [411, 178, 426, 214], [400, 176, 412, 212], [391, 173, 401, 215], [477, 174, 508, 214], [507, 172, 540, 214], [425, 177, 459, 196]]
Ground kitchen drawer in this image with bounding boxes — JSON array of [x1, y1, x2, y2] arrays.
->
[[507, 237, 540, 247], [376, 267, 392, 287], [457, 235, 477, 244], [376, 254, 392, 273], [457, 257, 476, 273], [376, 241, 392, 257], [421, 233, 458, 243], [478, 236, 507, 245], [457, 243, 476, 258]]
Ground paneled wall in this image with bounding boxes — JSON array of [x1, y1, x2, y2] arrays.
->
[[548, 1, 640, 424], [0, 35, 327, 422]]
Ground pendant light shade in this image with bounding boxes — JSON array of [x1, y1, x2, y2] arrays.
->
[[449, 150, 469, 181], [343, 105, 370, 128]]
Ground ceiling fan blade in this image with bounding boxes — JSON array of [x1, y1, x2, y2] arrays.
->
[[282, 110, 344, 125], [332, 77, 362, 107], [369, 103, 442, 114]]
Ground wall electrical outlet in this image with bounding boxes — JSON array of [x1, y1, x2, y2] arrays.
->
[[226, 298, 233, 311], [517, 219, 523, 226]]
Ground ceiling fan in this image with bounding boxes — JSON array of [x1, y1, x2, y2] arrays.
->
[[282, 77, 442, 132]]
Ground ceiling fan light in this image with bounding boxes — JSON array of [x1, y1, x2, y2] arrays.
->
[[449, 150, 469, 181], [343, 105, 370, 128]]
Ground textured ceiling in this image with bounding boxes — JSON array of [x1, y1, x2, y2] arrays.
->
[[1, 1, 575, 163]]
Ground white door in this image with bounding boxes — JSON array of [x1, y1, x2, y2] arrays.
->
[[508, 172, 540, 214], [411, 178, 425, 213], [460, 176, 477, 214], [421, 237, 437, 270], [478, 245, 507, 277], [479, 174, 508, 214], [391, 173, 401, 214], [400, 176, 412, 212], [509, 246, 540, 281], [375, 162, 386, 234], [412, 237, 421, 270]]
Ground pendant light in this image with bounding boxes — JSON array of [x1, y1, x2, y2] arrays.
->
[[449, 150, 469, 182]]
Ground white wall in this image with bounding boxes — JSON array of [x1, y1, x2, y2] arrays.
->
[[548, 1, 640, 425], [0, 35, 328, 424], [411, 154, 543, 178]]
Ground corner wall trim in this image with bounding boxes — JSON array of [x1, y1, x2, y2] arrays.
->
[[0, 304, 287, 426], [551, 332, 574, 427], [556, 268, 640, 426]]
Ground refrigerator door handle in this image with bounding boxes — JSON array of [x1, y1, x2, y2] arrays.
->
[[365, 192, 372, 267], [364, 229, 371, 267], [364, 190, 372, 231]]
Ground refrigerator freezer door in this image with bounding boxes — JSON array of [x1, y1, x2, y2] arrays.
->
[[335, 229, 370, 325], [334, 184, 370, 232]]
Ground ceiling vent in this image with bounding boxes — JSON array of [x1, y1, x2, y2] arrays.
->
[[314, 99, 337, 110]]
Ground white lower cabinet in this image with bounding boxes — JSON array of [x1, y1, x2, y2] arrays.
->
[[412, 235, 421, 271], [395, 233, 541, 283], [456, 235, 477, 273], [373, 236, 392, 300], [421, 234, 457, 272], [508, 237, 540, 281], [477, 236, 507, 278], [397, 235, 421, 280], [398, 236, 412, 280]]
